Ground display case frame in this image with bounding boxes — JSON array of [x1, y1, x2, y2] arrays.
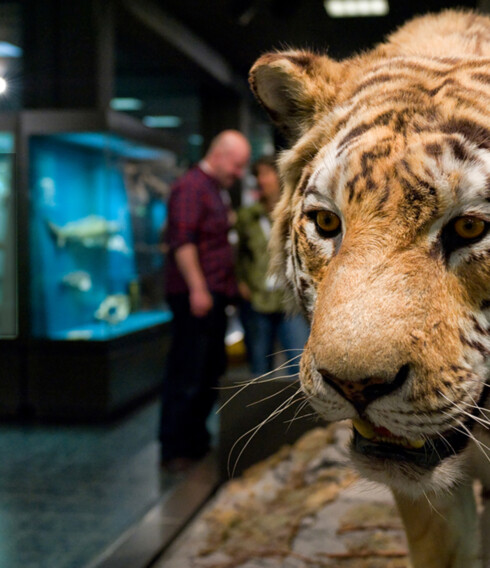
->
[[0, 110, 174, 420], [0, 113, 22, 416]]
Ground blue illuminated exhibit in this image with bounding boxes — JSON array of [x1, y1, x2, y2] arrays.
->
[[29, 132, 173, 340]]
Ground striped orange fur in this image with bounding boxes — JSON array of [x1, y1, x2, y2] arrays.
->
[[250, 10, 490, 568]]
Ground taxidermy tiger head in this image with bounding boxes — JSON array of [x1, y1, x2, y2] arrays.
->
[[250, 9, 490, 497]]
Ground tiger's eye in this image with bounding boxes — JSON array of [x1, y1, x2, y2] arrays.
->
[[453, 216, 486, 240], [315, 211, 341, 234]]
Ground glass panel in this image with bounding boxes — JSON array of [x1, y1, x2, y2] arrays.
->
[[0, 132, 15, 337], [29, 132, 176, 340]]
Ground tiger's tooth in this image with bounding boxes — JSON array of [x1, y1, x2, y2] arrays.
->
[[407, 438, 425, 449], [352, 418, 375, 440]]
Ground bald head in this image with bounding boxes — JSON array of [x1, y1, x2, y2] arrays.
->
[[204, 130, 251, 188]]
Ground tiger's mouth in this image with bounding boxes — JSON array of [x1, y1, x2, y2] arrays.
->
[[351, 417, 469, 469]]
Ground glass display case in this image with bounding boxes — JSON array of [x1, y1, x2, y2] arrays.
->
[[6, 110, 181, 420], [0, 132, 15, 338], [29, 131, 174, 341]]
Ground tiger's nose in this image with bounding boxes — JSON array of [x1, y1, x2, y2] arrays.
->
[[318, 364, 410, 412]]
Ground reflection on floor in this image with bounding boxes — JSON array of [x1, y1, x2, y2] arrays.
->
[[0, 398, 177, 568], [0, 361, 300, 568]]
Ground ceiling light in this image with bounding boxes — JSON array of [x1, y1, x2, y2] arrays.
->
[[324, 0, 389, 17], [0, 78, 8, 95], [143, 116, 182, 128], [110, 98, 143, 111], [0, 42, 22, 58]]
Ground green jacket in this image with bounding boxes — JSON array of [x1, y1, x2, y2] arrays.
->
[[235, 201, 285, 313]]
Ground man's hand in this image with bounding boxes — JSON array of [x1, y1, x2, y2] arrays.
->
[[174, 244, 213, 317], [190, 288, 213, 317]]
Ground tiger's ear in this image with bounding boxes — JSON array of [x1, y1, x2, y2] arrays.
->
[[249, 50, 344, 143]]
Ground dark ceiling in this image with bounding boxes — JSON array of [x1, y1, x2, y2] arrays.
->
[[114, 0, 481, 158], [118, 0, 479, 87], [153, 0, 478, 76]]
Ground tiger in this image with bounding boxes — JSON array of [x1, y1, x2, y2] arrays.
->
[[249, 9, 490, 568]]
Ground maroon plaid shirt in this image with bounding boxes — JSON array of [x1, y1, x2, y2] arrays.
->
[[165, 165, 237, 297]]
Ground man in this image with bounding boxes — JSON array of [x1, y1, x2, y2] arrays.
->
[[159, 130, 251, 472]]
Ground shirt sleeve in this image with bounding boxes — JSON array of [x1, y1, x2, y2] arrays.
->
[[167, 181, 203, 250]]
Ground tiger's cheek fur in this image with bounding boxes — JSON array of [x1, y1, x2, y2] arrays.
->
[[291, 222, 330, 313]]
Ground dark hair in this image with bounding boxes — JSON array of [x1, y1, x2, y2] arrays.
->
[[251, 155, 278, 176]]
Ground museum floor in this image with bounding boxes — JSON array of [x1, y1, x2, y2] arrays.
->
[[0, 396, 219, 568], [1, 357, 380, 568]]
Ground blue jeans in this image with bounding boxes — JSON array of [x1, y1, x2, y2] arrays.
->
[[241, 303, 309, 376]]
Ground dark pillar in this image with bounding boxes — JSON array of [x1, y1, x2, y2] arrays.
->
[[200, 86, 248, 208], [200, 86, 243, 151], [22, 0, 114, 109]]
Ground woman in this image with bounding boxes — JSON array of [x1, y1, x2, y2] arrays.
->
[[236, 156, 309, 376]]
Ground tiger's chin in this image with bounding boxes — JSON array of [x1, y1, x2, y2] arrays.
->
[[348, 421, 471, 497]]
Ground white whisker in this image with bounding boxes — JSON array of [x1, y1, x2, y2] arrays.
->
[[285, 410, 318, 426], [455, 419, 490, 465], [435, 430, 455, 455], [440, 413, 490, 465], [217, 370, 299, 389], [217, 354, 301, 412], [422, 489, 447, 521], [247, 381, 300, 407], [227, 389, 303, 477], [268, 349, 305, 357], [438, 392, 490, 429], [458, 389, 490, 424], [284, 398, 313, 429]]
